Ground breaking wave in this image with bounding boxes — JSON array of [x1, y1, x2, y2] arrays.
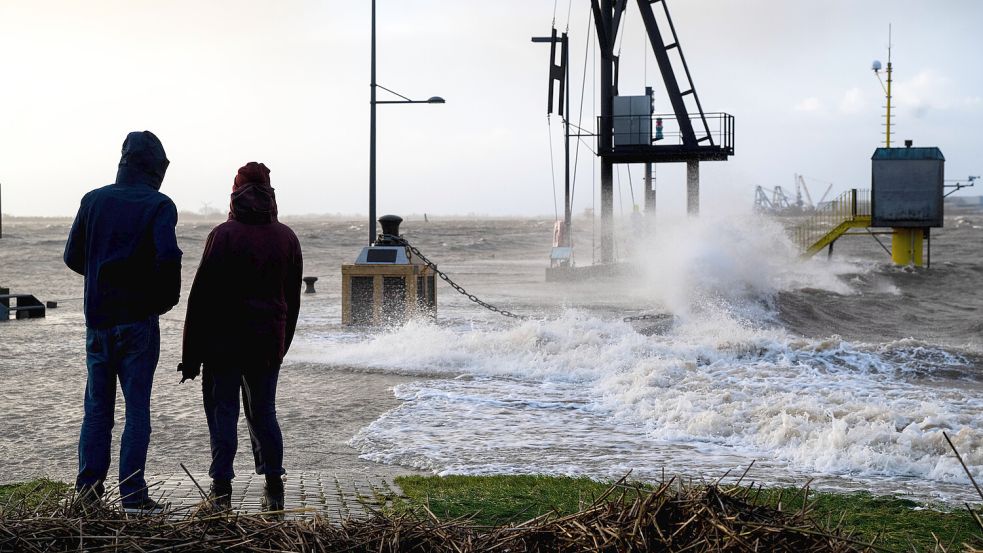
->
[[290, 215, 982, 502]]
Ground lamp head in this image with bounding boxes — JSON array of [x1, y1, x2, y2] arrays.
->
[[872, 60, 882, 72], [427, 96, 446, 104]]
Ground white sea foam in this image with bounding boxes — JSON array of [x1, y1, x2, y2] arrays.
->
[[330, 314, 979, 491], [629, 215, 859, 314], [293, 214, 982, 502]]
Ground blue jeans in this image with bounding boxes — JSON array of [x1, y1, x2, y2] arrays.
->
[[202, 363, 284, 481], [77, 316, 160, 501]]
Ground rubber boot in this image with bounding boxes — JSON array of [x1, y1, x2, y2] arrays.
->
[[205, 479, 232, 512], [262, 474, 284, 513], [71, 481, 105, 513]]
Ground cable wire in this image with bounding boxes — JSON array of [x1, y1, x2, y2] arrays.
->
[[643, 21, 647, 89], [546, 116, 559, 221], [591, 10, 598, 265], [569, 8, 593, 211], [616, 4, 629, 57]]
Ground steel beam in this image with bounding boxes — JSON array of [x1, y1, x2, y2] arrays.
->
[[686, 160, 699, 215], [644, 163, 655, 216], [598, 0, 615, 262], [635, 0, 697, 147]]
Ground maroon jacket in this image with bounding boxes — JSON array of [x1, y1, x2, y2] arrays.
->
[[182, 164, 303, 369]]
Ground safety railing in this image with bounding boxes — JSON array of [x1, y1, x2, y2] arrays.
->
[[597, 112, 734, 154], [792, 189, 870, 252]]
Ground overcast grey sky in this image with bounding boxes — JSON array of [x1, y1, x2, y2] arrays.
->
[[0, 0, 980, 217]]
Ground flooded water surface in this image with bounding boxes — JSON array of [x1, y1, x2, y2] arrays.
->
[[1, 214, 980, 503]]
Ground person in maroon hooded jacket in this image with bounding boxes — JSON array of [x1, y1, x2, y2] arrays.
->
[[179, 162, 302, 512]]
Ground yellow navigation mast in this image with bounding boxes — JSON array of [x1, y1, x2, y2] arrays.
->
[[873, 25, 893, 148], [873, 25, 934, 267]]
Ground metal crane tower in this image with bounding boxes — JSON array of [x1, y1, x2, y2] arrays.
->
[[592, 0, 734, 263]]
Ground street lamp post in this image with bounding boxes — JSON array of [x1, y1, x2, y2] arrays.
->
[[368, 0, 444, 245], [369, 0, 376, 246]]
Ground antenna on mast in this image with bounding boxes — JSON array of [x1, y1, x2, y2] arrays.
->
[[872, 24, 894, 147]]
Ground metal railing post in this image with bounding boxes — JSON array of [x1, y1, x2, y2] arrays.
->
[[851, 188, 858, 220]]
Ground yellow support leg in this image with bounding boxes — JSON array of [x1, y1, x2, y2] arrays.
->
[[891, 228, 924, 267]]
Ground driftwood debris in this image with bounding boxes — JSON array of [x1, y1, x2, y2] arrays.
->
[[0, 477, 904, 553]]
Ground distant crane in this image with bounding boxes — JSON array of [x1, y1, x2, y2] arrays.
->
[[800, 174, 834, 207], [753, 186, 772, 211], [754, 174, 836, 214], [772, 186, 792, 210], [815, 183, 834, 207], [795, 174, 813, 210], [753, 185, 792, 212]]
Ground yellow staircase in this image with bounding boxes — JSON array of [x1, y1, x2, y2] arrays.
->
[[793, 189, 871, 257]]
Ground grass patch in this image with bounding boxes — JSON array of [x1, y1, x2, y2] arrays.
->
[[395, 475, 981, 551], [751, 486, 980, 552], [0, 479, 70, 511], [393, 475, 646, 526]]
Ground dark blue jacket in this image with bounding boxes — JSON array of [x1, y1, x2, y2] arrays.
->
[[64, 131, 183, 328]]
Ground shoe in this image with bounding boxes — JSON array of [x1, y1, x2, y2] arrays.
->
[[261, 475, 284, 512], [69, 484, 104, 513], [202, 479, 232, 512], [121, 496, 169, 515]]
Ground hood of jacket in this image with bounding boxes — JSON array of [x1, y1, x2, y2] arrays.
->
[[229, 162, 278, 224], [115, 131, 169, 190]]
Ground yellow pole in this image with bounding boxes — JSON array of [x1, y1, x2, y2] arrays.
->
[[891, 229, 924, 266], [885, 24, 892, 148], [885, 62, 892, 148]]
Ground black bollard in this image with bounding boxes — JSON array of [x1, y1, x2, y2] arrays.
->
[[303, 276, 318, 294]]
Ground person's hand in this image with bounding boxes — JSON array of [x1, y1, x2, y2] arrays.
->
[[178, 362, 201, 383]]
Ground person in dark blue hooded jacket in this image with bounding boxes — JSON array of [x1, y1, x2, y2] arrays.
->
[[64, 130, 182, 514]]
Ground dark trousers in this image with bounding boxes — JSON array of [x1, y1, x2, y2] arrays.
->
[[77, 316, 160, 500], [202, 363, 284, 481]]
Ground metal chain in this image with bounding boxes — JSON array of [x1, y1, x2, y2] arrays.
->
[[394, 237, 669, 324], [395, 238, 527, 320]]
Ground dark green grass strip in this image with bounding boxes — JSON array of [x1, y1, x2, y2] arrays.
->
[[751, 486, 979, 552], [0, 479, 70, 510], [394, 475, 644, 526], [395, 475, 981, 551]]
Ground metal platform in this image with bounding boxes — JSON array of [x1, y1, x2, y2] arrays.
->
[[601, 143, 733, 163], [595, 112, 735, 163]]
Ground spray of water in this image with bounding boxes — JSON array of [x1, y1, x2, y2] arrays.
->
[[292, 213, 981, 501]]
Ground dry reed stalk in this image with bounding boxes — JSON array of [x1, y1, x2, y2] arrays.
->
[[1, 479, 967, 553]]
